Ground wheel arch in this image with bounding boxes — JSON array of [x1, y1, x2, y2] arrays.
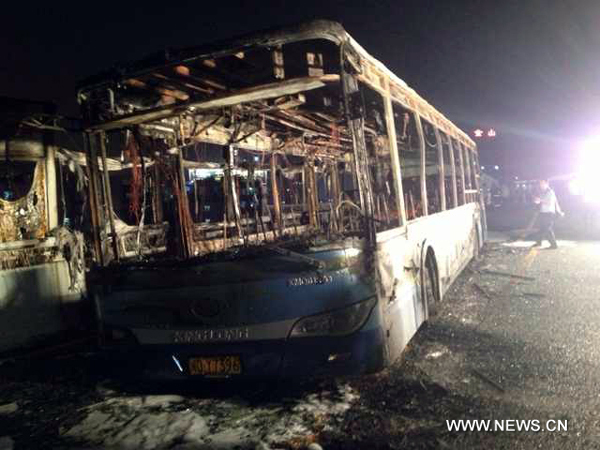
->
[[473, 216, 483, 258], [419, 240, 442, 317]]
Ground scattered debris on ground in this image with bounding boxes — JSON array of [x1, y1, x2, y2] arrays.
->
[[63, 382, 357, 449], [0, 403, 18, 415], [0, 436, 14, 450]]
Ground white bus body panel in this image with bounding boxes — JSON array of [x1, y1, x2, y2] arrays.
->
[[376, 203, 481, 361]]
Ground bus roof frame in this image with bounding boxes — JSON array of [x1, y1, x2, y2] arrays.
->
[[78, 20, 475, 148]]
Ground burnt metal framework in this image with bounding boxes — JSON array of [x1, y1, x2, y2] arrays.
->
[[0, 104, 86, 290], [78, 20, 480, 266]]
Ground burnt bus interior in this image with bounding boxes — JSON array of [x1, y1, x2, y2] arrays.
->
[[1, 105, 51, 252], [0, 101, 85, 272], [78, 22, 479, 267]]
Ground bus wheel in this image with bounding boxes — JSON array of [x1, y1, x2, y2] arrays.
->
[[424, 256, 439, 318]]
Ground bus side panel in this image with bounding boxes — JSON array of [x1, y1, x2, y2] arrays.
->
[[376, 231, 424, 363], [409, 203, 480, 297], [376, 203, 481, 363]]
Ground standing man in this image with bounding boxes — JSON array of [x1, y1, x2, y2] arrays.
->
[[533, 179, 564, 249]]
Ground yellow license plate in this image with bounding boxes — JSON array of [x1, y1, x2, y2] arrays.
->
[[188, 356, 242, 376]]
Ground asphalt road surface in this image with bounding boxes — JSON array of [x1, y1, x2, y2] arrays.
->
[[1, 220, 600, 449], [403, 235, 600, 449]]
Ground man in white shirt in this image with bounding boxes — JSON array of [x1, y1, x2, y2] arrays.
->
[[533, 179, 564, 249]]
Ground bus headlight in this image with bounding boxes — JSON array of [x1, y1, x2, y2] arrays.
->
[[289, 297, 376, 338]]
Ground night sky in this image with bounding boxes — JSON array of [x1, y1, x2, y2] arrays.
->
[[2, 0, 599, 179]]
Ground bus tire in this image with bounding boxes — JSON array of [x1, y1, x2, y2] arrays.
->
[[423, 253, 439, 318]]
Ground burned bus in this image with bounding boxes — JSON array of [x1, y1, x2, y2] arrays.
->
[[78, 21, 484, 378], [0, 98, 87, 352]]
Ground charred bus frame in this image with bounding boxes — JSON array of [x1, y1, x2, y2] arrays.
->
[[0, 100, 87, 352], [79, 21, 484, 378]]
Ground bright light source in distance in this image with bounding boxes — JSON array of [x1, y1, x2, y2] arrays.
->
[[494, 165, 499, 170], [576, 138, 600, 203], [568, 179, 582, 196], [487, 129, 497, 137]]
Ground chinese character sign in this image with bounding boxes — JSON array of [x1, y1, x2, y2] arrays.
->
[[473, 128, 497, 139]]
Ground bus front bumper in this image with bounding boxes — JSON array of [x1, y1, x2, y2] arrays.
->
[[102, 326, 386, 380]]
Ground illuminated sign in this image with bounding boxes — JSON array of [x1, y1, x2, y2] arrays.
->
[[473, 128, 497, 138]]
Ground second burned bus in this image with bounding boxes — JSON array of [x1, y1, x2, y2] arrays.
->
[[78, 20, 484, 378]]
